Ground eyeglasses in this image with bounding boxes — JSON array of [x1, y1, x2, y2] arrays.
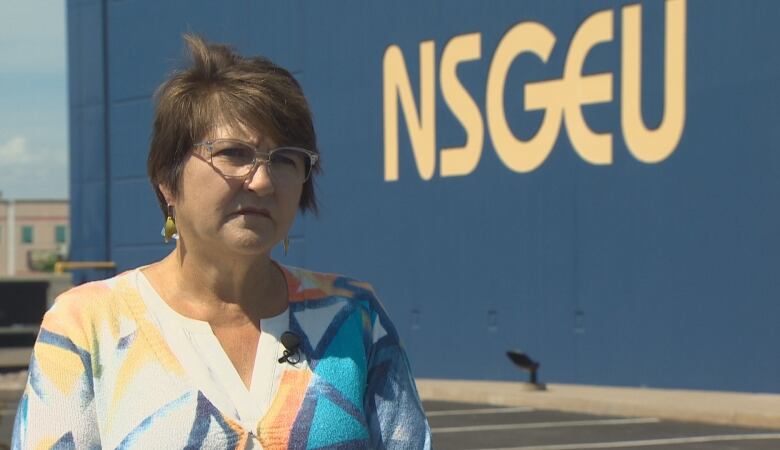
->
[[193, 139, 319, 186]]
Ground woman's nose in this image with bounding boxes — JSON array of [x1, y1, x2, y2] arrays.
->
[[243, 161, 275, 193]]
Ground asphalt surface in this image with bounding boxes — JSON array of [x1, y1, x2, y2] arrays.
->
[[0, 392, 779, 448], [424, 400, 780, 450]]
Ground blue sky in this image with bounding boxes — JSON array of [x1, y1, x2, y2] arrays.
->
[[0, 1, 67, 200]]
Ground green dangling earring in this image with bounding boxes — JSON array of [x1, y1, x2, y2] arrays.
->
[[283, 236, 290, 256], [162, 205, 178, 243]]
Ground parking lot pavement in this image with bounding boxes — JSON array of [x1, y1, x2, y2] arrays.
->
[[1, 389, 778, 448], [424, 401, 780, 450]]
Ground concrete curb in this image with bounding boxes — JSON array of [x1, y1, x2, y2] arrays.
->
[[416, 379, 780, 430]]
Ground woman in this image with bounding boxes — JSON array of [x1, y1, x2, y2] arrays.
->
[[13, 35, 430, 449]]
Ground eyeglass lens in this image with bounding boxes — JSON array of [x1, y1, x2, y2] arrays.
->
[[209, 140, 312, 183]]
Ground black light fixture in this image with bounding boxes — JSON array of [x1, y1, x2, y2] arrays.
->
[[506, 349, 540, 385]]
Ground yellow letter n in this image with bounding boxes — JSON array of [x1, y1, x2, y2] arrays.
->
[[383, 42, 436, 181]]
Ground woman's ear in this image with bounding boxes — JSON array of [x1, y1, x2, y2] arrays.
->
[[159, 183, 174, 205]]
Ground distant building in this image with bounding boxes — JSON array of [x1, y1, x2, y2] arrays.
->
[[0, 195, 69, 276]]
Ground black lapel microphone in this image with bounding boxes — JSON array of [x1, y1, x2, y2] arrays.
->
[[278, 331, 301, 364]]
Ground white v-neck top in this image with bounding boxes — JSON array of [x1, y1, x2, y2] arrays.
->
[[15, 264, 432, 449], [134, 269, 290, 432]]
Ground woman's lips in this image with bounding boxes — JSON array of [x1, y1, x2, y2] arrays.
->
[[234, 208, 271, 217]]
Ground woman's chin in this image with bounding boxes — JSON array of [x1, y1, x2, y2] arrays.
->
[[224, 231, 277, 256]]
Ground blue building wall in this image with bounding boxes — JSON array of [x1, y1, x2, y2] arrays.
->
[[67, 0, 780, 393]]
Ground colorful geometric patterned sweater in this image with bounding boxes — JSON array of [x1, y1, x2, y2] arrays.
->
[[12, 264, 431, 449]]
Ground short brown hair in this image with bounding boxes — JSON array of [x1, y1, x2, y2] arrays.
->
[[147, 34, 320, 217]]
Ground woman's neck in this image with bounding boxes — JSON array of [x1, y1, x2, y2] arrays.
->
[[146, 246, 288, 326]]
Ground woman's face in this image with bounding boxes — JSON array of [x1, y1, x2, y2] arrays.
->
[[162, 123, 302, 259]]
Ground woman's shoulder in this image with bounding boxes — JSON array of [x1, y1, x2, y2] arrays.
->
[[278, 264, 400, 341], [278, 263, 379, 304], [42, 269, 140, 337], [53, 269, 136, 308]]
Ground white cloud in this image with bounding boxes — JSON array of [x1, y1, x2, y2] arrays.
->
[[0, 134, 68, 199], [0, 136, 32, 164], [0, 1, 68, 200], [0, 135, 67, 165]]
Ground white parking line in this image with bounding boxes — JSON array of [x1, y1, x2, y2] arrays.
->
[[427, 406, 534, 417], [479, 433, 780, 449], [431, 417, 660, 433]]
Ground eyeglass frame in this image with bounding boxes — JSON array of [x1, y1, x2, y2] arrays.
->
[[192, 139, 320, 183]]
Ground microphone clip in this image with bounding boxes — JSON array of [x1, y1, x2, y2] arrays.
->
[[278, 331, 302, 365], [278, 349, 300, 365]]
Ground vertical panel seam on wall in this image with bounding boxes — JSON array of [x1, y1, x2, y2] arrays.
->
[[67, 1, 80, 265], [297, 0, 305, 267], [573, 164, 580, 382], [102, 0, 111, 266], [244, 0, 250, 51]]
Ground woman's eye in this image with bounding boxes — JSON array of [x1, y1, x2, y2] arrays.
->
[[271, 152, 299, 166], [215, 146, 251, 158]]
